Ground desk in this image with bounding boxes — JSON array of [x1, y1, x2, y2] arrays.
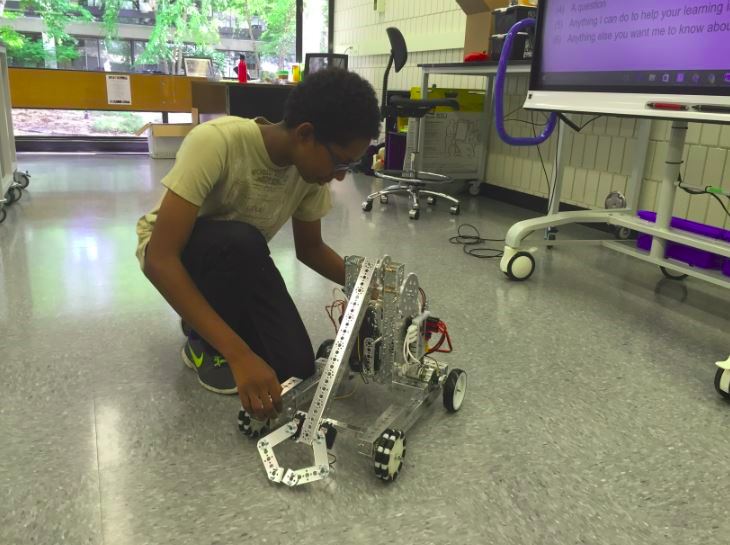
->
[[191, 80, 294, 124], [417, 60, 532, 191]]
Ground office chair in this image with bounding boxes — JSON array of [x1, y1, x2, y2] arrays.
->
[[304, 53, 348, 76], [362, 27, 461, 220]]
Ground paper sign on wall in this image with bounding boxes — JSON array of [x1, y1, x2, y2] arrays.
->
[[106, 75, 132, 105]]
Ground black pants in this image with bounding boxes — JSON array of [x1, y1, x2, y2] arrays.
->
[[181, 220, 315, 381]]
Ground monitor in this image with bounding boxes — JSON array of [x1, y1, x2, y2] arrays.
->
[[228, 84, 294, 124], [183, 57, 213, 78], [525, 0, 730, 122], [304, 54, 348, 76]]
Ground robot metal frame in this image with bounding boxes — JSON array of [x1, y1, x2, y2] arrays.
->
[[238, 255, 467, 486]]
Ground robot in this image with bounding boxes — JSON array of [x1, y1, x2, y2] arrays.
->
[[238, 255, 467, 486]]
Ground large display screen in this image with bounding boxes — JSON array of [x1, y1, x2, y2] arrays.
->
[[532, 0, 730, 95]]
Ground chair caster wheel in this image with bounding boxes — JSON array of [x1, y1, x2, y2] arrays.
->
[[427, 196, 436, 205], [5, 187, 21, 204], [505, 251, 535, 281], [449, 205, 460, 215], [362, 200, 373, 212], [468, 182, 482, 196], [379, 195, 389, 204], [14, 171, 30, 189], [409, 209, 420, 220]]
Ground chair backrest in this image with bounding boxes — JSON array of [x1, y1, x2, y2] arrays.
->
[[386, 28, 408, 72], [381, 27, 408, 118], [304, 53, 348, 76]]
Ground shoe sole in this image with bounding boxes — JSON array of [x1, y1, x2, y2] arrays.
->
[[180, 346, 238, 395]]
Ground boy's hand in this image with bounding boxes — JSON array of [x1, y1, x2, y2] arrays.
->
[[230, 353, 283, 421]]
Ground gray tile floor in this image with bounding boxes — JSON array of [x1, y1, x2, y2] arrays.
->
[[2, 154, 730, 545]]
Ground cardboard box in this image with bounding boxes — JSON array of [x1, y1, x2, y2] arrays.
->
[[456, 0, 508, 54], [404, 88, 487, 180], [456, 0, 537, 54], [136, 123, 193, 159]]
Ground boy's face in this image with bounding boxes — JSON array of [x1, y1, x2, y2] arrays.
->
[[291, 123, 371, 185]]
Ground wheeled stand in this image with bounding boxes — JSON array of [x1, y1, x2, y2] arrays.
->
[[239, 255, 467, 486], [0, 45, 31, 224]]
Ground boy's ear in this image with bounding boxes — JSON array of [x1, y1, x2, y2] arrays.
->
[[293, 122, 316, 143]]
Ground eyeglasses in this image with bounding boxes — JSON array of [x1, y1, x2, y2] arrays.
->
[[323, 142, 360, 173]]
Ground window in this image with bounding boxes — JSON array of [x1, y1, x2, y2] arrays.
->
[[302, 0, 330, 57], [4, 0, 331, 139]]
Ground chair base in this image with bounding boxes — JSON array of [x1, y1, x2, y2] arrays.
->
[[363, 183, 460, 220]]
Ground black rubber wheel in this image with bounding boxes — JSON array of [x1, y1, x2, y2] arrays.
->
[[316, 339, 335, 360], [660, 266, 688, 281], [362, 200, 373, 212], [714, 367, 730, 400], [379, 195, 389, 204], [506, 252, 536, 281], [409, 209, 420, 220], [449, 205, 460, 215], [614, 227, 633, 240], [427, 196, 436, 205], [443, 369, 467, 412]]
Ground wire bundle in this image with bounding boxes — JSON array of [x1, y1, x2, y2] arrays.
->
[[449, 223, 504, 259]]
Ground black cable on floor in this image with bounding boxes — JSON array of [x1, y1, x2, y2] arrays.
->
[[449, 223, 504, 259]]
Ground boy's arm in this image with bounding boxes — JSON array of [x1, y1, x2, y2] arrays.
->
[[292, 217, 345, 285]]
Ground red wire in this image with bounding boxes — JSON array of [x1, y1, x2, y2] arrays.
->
[[427, 320, 453, 354]]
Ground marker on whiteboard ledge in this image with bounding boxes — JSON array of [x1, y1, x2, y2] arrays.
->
[[647, 102, 690, 111], [693, 105, 730, 114]]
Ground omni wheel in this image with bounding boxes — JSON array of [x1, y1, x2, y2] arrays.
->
[[373, 428, 406, 483], [505, 251, 535, 281], [237, 408, 270, 438]]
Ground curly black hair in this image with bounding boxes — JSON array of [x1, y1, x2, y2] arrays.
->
[[283, 68, 381, 145]]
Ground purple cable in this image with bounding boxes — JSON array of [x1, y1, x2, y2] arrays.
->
[[495, 18, 557, 146]]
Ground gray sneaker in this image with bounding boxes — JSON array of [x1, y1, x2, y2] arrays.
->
[[181, 337, 237, 395]]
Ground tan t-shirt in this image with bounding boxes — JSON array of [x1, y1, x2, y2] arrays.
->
[[135, 116, 331, 268]]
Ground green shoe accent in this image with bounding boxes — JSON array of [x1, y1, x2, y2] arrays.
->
[[190, 347, 205, 368], [181, 338, 237, 395]]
